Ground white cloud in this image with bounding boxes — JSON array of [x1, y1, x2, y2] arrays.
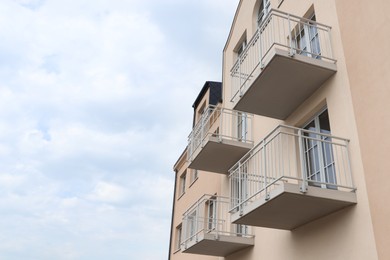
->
[[87, 181, 128, 203], [0, 0, 237, 259]]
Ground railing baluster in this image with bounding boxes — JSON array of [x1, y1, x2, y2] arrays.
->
[[238, 162, 243, 216], [228, 126, 354, 220], [230, 9, 335, 104], [263, 138, 268, 200]]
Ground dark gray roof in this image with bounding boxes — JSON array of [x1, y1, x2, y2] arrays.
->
[[192, 81, 222, 109]]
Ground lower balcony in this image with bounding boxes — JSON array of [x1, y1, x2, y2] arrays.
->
[[187, 105, 254, 174], [181, 195, 254, 257], [229, 125, 357, 230]]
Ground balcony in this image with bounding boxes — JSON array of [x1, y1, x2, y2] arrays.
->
[[181, 195, 254, 256], [230, 9, 337, 119], [187, 105, 254, 174], [229, 125, 356, 230]]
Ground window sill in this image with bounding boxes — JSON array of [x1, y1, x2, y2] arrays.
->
[[177, 192, 185, 200], [189, 177, 199, 188]]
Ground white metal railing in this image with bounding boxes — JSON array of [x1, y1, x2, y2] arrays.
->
[[229, 125, 355, 213], [231, 9, 336, 104], [187, 105, 254, 163], [181, 194, 253, 250]]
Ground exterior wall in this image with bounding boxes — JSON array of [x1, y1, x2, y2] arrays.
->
[[334, 1, 390, 259], [170, 89, 225, 260], [171, 150, 224, 260], [221, 0, 378, 259], [194, 88, 210, 124], [171, 0, 388, 259]]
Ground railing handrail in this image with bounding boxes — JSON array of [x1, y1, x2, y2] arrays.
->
[[229, 124, 355, 212], [182, 194, 230, 216], [230, 8, 336, 104], [229, 124, 349, 173], [187, 105, 255, 162], [181, 194, 254, 249], [230, 9, 333, 73], [188, 105, 254, 139]]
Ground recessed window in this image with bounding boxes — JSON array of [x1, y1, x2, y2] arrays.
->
[[237, 40, 247, 57], [206, 197, 217, 231], [178, 171, 186, 197], [187, 211, 197, 241], [237, 112, 248, 141], [293, 13, 321, 58], [189, 169, 198, 184], [303, 108, 336, 189], [234, 32, 247, 62], [258, 0, 271, 26], [175, 224, 182, 251], [196, 101, 207, 123]]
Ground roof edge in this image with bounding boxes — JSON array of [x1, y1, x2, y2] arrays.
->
[[223, 0, 243, 52], [192, 81, 222, 109]]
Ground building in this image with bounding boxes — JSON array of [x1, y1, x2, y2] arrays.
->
[[169, 0, 390, 259]]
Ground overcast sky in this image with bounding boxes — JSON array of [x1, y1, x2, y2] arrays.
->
[[0, 0, 237, 259]]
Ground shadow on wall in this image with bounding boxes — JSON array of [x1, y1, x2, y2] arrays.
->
[[225, 205, 357, 260], [289, 205, 358, 257]]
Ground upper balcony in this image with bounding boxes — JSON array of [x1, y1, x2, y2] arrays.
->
[[230, 9, 337, 119], [181, 195, 254, 256], [187, 105, 254, 174], [229, 125, 356, 230]]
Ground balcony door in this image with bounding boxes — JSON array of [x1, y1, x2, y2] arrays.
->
[[303, 109, 336, 188], [294, 14, 321, 58], [257, 0, 271, 26], [237, 112, 248, 142], [207, 198, 217, 231], [187, 211, 197, 241], [231, 166, 249, 212]]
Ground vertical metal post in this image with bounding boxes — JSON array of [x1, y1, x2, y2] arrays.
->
[[219, 108, 223, 142], [327, 26, 334, 60], [238, 162, 243, 216], [195, 201, 199, 242], [345, 140, 354, 189], [263, 139, 269, 200], [258, 24, 264, 69], [238, 56, 242, 97], [183, 214, 187, 249], [188, 136, 190, 161], [287, 14, 294, 57], [214, 197, 219, 240], [298, 129, 307, 193], [200, 114, 205, 148], [317, 135, 327, 188]]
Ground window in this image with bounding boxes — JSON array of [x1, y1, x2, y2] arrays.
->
[[189, 169, 198, 184], [257, 0, 271, 26], [179, 171, 186, 197], [303, 109, 336, 188], [237, 112, 248, 141], [206, 197, 217, 231], [237, 40, 247, 57], [234, 33, 247, 63], [294, 14, 321, 58], [236, 224, 249, 236], [175, 224, 182, 251], [196, 101, 207, 124], [187, 211, 197, 241], [231, 168, 248, 211]]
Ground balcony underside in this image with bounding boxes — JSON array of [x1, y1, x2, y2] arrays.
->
[[234, 48, 337, 119], [231, 182, 356, 230], [189, 136, 252, 174], [182, 232, 254, 257]]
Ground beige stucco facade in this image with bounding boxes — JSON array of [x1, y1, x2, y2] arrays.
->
[[169, 0, 390, 259]]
